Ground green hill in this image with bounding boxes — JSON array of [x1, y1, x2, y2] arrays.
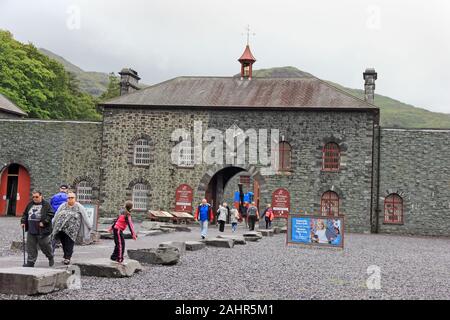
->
[[39, 48, 110, 97], [0, 30, 101, 120], [251, 67, 450, 129]]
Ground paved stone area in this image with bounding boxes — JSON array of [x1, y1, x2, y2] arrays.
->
[[0, 217, 449, 300]]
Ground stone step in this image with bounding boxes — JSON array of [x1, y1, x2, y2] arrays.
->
[[280, 227, 287, 234], [73, 258, 142, 277], [138, 230, 164, 237], [159, 241, 186, 254], [216, 235, 247, 245], [185, 241, 206, 251], [204, 238, 234, 248], [127, 247, 180, 265], [260, 229, 274, 237], [0, 267, 70, 295]]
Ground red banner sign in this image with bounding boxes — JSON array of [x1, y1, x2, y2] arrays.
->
[[175, 184, 193, 213], [272, 188, 290, 218]]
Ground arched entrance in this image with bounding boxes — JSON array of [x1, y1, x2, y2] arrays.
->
[[0, 164, 30, 217], [198, 165, 266, 222]]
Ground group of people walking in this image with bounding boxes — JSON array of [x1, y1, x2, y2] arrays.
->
[[20, 184, 137, 267], [193, 198, 275, 239]]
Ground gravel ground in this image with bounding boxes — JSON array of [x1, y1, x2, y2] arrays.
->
[[0, 217, 23, 257], [1, 216, 449, 300]]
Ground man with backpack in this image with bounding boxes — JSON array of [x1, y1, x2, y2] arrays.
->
[[247, 201, 260, 231], [194, 198, 214, 239]]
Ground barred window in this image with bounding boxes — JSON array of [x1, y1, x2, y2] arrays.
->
[[322, 142, 340, 172], [134, 139, 150, 166], [279, 142, 292, 171], [384, 194, 403, 224], [76, 181, 92, 203], [320, 191, 339, 216], [178, 146, 194, 167], [132, 183, 149, 211]]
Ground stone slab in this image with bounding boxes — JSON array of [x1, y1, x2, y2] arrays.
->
[[159, 241, 186, 254], [159, 224, 192, 232], [272, 227, 281, 234], [243, 231, 263, 239], [141, 221, 163, 230], [138, 230, 164, 237], [10, 241, 26, 251], [243, 236, 260, 242], [280, 227, 287, 234], [260, 229, 274, 237], [73, 258, 142, 277], [0, 267, 70, 295], [185, 241, 206, 251], [98, 217, 116, 225], [205, 238, 234, 248], [128, 247, 180, 265], [216, 235, 247, 245]]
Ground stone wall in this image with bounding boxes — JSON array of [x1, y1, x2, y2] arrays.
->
[[100, 107, 377, 232], [378, 128, 450, 236], [0, 111, 23, 119], [0, 119, 102, 202]]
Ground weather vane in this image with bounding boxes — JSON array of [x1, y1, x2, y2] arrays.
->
[[242, 24, 256, 45]]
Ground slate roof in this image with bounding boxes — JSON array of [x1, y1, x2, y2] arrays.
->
[[100, 76, 377, 110], [0, 93, 27, 116]]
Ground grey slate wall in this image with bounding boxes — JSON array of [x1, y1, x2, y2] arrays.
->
[[100, 107, 377, 232], [378, 129, 450, 236], [0, 119, 102, 202]]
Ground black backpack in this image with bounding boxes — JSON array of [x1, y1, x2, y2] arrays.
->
[[248, 206, 257, 217]]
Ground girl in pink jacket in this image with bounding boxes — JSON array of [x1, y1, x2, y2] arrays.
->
[[108, 201, 137, 263]]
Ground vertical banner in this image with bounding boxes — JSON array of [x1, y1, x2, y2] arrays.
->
[[272, 188, 290, 218], [288, 214, 344, 248], [175, 184, 193, 213]]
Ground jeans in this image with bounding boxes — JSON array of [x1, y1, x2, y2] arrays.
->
[[231, 222, 237, 232], [26, 233, 53, 263], [265, 217, 272, 229], [199, 220, 208, 238]]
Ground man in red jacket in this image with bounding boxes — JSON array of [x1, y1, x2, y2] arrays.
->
[[194, 198, 214, 239]]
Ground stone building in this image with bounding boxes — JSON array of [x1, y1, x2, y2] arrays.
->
[[0, 45, 449, 236]]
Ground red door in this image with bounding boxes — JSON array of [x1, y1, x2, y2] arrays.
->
[[0, 168, 7, 216], [16, 166, 30, 217]]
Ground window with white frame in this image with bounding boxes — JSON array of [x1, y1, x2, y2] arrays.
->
[[133, 139, 150, 165], [132, 183, 149, 211], [178, 146, 194, 167], [76, 181, 92, 203]]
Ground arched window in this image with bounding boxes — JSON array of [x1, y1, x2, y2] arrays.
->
[[384, 193, 403, 224], [279, 142, 292, 171], [132, 183, 149, 211], [76, 181, 92, 203], [134, 139, 150, 165], [320, 191, 339, 216], [322, 142, 340, 172]]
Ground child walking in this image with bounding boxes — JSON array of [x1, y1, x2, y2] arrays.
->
[[108, 201, 137, 263], [230, 207, 240, 232]]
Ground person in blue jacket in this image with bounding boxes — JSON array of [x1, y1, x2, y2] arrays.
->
[[194, 198, 214, 239], [50, 184, 69, 215], [50, 184, 68, 253]]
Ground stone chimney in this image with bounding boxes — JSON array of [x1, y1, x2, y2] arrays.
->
[[119, 68, 141, 96], [363, 68, 377, 104]]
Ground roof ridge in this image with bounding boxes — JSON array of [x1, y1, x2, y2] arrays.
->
[[311, 75, 377, 108]]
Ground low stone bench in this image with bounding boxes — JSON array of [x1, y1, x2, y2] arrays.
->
[[159, 241, 186, 254], [0, 267, 70, 295], [185, 241, 206, 251], [73, 258, 142, 277], [128, 247, 180, 265], [204, 238, 234, 248], [217, 235, 247, 245]]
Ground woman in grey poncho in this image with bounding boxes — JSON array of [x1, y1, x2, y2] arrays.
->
[[52, 191, 92, 265]]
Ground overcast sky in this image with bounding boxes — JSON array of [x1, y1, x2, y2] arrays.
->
[[1, 0, 449, 113]]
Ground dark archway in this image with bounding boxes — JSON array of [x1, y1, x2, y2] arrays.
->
[[205, 166, 247, 213]]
